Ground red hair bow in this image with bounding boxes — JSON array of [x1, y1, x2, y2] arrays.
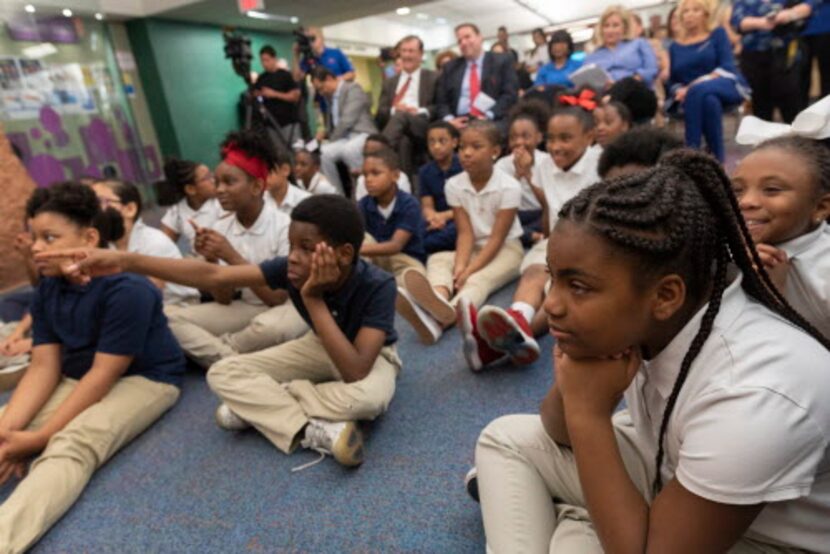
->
[[559, 89, 597, 111], [222, 144, 269, 181]]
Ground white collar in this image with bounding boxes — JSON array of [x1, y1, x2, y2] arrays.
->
[[778, 221, 828, 259], [466, 52, 486, 69], [643, 272, 746, 400], [231, 203, 270, 237], [549, 146, 596, 177], [400, 67, 421, 79]]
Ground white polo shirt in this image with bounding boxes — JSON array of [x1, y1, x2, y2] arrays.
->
[[445, 170, 524, 246], [211, 202, 290, 305], [532, 145, 601, 233], [123, 219, 200, 305], [353, 172, 412, 202], [264, 184, 311, 216], [495, 149, 546, 211], [625, 273, 830, 551], [298, 172, 338, 196], [160, 198, 225, 249], [777, 221, 830, 339]]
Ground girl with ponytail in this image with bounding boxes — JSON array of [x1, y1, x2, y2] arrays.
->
[[155, 158, 223, 249], [474, 150, 830, 553], [0, 182, 185, 552]]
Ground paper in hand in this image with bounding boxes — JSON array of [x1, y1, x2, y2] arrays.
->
[[472, 92, 496, 115], [569, 64, 612, 91]]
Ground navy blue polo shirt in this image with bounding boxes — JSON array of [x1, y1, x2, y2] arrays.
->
[[31, 274, 186, 387], [359, 190, 426, 264], [418, 155, 463, 212], [259, 257, 398, 346]]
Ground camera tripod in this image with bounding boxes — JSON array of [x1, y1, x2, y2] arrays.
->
[[242, 85, 295, 158]]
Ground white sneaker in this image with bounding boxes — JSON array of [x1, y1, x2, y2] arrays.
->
[[300, 418, 364, 468], [403, 268, 456, 327], [396, 287, 443, 345], [214, 403, 251, 431]]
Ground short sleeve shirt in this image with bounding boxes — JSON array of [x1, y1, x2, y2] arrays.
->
[[264, 184, 311, 216], [31, 274, 186, 386], [254, 68, 299, 125], [259, 257, 398, 346], [777, 222, 830, 338], [445, 170, 524, 246], [123, 219, 200, 305], [532, 145, 601, 232], [160, 198, 225, 250], [211, 203, 291, 305], [624, 275, 830, 551], [418, 155, 463, 213], [359, 190, 426, 263], [495, 149, 546, 211], [300, 46, 354, 76], [354, 172, 412, 202], [298, 173, 338, 195]]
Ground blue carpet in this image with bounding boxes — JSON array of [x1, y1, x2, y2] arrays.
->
[[0, 283, 555, 552]]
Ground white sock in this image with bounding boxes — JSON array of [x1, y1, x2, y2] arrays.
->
[[510, 302, 536, 323]]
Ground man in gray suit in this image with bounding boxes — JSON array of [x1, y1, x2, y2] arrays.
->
[[376, 35, 438, 178], [311, 67, 377, 196]]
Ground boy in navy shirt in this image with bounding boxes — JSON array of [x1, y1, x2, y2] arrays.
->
[[418, 121, 462, 254], [44, 195, 400, 468], [359, 148, 426, 282], [0, 183, 184, 552]]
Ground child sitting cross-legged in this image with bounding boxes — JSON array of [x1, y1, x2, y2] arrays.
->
[[419, 121, 463, 254], [356, 148, 432, 343], [43, 195, 401, 468]]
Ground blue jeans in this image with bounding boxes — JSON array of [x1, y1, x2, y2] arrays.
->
[[681, 77, 743, 162]]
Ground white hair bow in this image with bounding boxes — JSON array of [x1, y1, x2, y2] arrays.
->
[[736, 95, 830, 145]]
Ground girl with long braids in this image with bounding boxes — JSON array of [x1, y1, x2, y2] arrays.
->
[[473, 149, 830, 552]]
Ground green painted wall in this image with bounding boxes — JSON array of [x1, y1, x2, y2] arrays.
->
[[127, 19, 294, 168]]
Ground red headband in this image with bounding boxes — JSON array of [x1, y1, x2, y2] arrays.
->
[[559, 89, 597, 112], [222, 144, 269, 181]]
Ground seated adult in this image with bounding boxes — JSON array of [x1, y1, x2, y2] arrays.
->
[[377, 35, 439, 178], [584, 5, 659, 88], [435, 23, 519, 132], [667, 0, 749, 162], [534, 30, 583, 88], [310, 67, 377, 196]]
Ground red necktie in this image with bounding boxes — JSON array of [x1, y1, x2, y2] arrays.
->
[[393, 75, 412, 107], [469, 62, 483, 117]]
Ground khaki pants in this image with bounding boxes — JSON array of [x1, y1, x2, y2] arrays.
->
[[207, 331, 401, 453], [363, 234, 426, 286], [476, 411, 808, 554], [426, 239, 523, 308], [167, 300, 308, 369], [0, 376, 179, 554]]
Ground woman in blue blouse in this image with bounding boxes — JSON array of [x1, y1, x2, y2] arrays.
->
[[667, 0, 750, 162], [584, 5, 659, 88], [731, 0, 815, 123], [534, 30, 583, 88]]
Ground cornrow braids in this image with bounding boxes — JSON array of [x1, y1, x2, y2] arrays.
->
[[559, 149, 830, 495]]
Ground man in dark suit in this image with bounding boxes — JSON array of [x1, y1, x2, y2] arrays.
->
[[377, 35, 439, 178], [435, 23, 519, 133]]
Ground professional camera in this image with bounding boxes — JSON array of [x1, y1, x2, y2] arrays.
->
[[293, 26, 316, 68], [223, 29, 253, 85]]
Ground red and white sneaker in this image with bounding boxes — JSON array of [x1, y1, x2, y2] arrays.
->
[[477, 306, 541, 366], [456, 297, 508, 372]]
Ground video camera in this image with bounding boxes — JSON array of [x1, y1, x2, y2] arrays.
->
[[223, 29, 253, 86], [293, 26, 316, 69]]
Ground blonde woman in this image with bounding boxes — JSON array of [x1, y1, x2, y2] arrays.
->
[[584, 5, 658, 87], [667, 0, 749, 161]]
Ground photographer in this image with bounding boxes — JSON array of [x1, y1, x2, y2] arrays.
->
[[292, 27, 355, 82], [254, 45, 301, 146]]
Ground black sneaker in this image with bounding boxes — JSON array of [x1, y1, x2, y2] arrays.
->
[[465, 466, 480, 503]]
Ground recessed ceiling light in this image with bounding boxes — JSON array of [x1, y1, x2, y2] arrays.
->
[[416, 12, 429, 20], [396, 7, 411, 15], [24, 4, 36, 13], [94, 12, 104, 20], [290, 16, 299, 24], [62, 8, 72, 17]]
